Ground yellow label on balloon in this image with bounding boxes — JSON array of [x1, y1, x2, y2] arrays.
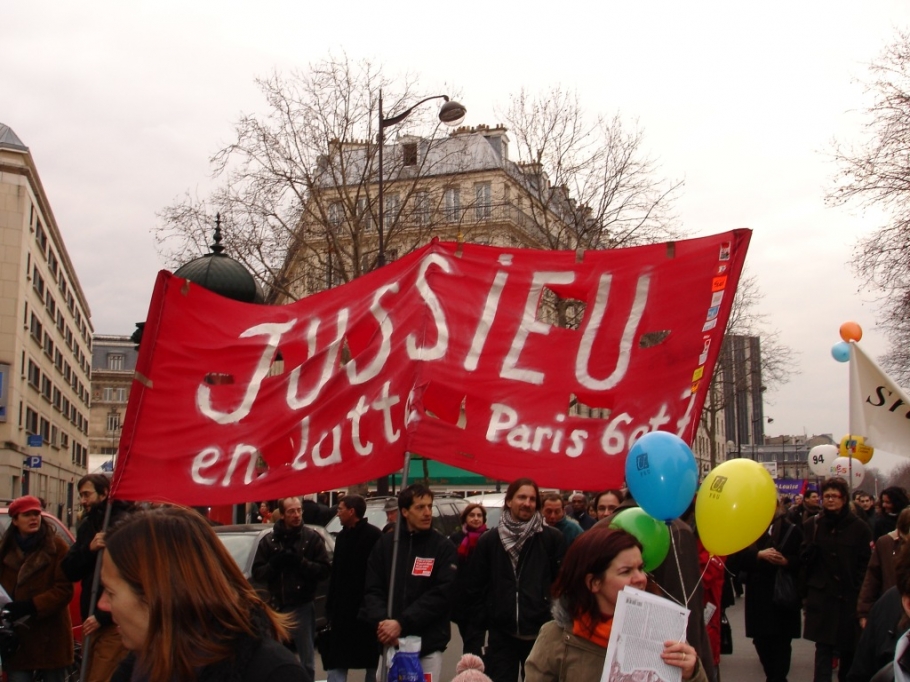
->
[[695, 459, 777, 557], [839, 434, 874, 464]]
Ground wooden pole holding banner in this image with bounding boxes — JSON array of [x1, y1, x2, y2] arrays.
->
[[78, 497, 114, 682], [378, 451, 412, 682]]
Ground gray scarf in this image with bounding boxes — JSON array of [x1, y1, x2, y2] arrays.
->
[[498, 509, 544, 570]]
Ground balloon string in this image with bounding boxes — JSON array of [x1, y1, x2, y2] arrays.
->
[[650, 523, 711, 610]]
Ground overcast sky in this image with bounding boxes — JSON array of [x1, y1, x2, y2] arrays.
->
[[3, 1, 908, 457]]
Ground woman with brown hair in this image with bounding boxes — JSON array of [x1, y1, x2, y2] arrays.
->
[[525, 527, 708, 682], [100, 506, 305, 682]]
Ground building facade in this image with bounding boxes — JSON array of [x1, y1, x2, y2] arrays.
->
[[0, 124, 92, 524], [89, 334, 137, 473]]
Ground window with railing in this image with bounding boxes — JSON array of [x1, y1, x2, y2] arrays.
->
[[475, 182, 492, 220], [444, 188, 461, 223], [384, 193, 400, 225], [413, 191, 429, 225]]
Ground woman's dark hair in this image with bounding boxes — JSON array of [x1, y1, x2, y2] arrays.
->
[[551, 528, 642, 631], [882, 487, 910, 514], [0, 513, 49, 558], [821, 477, 850, 501], [103, 506, 291, 682], [460, 503, 487, 526]]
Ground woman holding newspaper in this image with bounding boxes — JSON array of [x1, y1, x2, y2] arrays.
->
[[525, 528, 707, 682]]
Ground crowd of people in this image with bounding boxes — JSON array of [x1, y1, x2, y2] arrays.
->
[[3, 476, 910, 682]]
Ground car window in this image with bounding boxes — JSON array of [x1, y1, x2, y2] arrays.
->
[[217, 533, 259, 575]]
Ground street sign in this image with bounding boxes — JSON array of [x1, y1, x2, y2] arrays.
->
[[25, 455, 42, 468], [27, 434, 42, 447]]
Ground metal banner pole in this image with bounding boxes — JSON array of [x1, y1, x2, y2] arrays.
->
[[78, 497, 114, 682], [379, 451, 412, 682]]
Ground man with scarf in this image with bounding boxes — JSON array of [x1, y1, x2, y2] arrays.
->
[[253, 496, 331, 682], [61, 473, 132, 682], [464, 478, 566, 682]]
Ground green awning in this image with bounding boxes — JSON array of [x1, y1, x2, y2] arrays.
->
[[390, 458, 492, 486]]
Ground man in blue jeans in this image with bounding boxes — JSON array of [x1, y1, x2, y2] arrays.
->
[[254, 496, 331, 682]]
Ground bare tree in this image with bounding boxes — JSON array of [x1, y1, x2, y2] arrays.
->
[[828, 31, 910, 385], [499, 86, 684, 251], [700, 273, 799, 469], [156, 55, 464, 302]]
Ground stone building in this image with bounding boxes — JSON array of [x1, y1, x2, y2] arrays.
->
[[0, 123, 92, 523], [89, 334, 138, 473]]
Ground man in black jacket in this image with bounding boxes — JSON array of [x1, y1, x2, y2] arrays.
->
[[61, 473, 132, 682], [323, 495, 382, 682], [253, 496, 331, 682], [464, 478, 565, 682], [359, 484, 457, 682]]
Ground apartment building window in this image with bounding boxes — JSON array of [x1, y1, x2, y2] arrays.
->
[[40, 375, 52, 401], [355, 198, 373, 230], [32, 267, 45, 298], [475, 182, 492, 220], [29, 314, 43, 343], [444, 188, 461, 223], [56, 310, 64, 333], [39, 417, 50, 442], [54, 349, 63, 372], [43, 332, 54, 358], [35, 221, 47, 253], [413, 191, 430, 225], [384, 193, 400, 225], [328, 202, 343, 226], [47, 250, 59, 280], [60, 432, 69, 449], [50, 425, 58, 448], [108, 353, 124, 371], [27, 360, 40, 389], [402, 142, 418, 166], [52, 386, 62, 411], [107, 411, 121, 433], [25, 407, 38, 434], [45, 291, 56, 318], [103, 387, 113, 402]]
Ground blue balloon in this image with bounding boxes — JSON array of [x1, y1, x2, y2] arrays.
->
[[831, 342, 850, 363], [625, 431, 698, 522]]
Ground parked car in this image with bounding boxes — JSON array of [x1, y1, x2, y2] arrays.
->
[[324, 494, 467, 537], [214, 523, 334, 627], [0, 506, 82, 641]]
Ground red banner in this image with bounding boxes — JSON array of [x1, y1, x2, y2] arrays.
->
[[111, 232, 750, 504]]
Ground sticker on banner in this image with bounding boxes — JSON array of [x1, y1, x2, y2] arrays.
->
[[711, 276, 728, 292], [702, 319, 717, 332], [710, 291, 723, 307], [719, 242, 731, 260]]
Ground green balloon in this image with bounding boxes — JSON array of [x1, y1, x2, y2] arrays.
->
[[609, 507, 671, 572]]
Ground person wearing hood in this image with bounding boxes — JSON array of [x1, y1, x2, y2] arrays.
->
[[525, 527, 708, 682], [801, 477, 873, 682], [253, 496, 331, 682], [61, 473, 133, 682]]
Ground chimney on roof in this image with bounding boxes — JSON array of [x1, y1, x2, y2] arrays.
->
[[482, 124, 509, 162]]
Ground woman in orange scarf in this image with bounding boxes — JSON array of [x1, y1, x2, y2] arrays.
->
[[525, 528, 708, 682]]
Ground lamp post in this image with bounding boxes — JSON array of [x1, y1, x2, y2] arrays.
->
[[376, 91, 466, 267]]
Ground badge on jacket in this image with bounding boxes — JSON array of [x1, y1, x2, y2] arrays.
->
[[412, 557, 435, 576]]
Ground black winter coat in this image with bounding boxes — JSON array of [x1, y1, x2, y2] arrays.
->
[[464, 524, 565, 642], [801, 507, 873, 648], [61, 500, 131, 625], [736, 514, 803, 640], [359, 525, 457, 657], [252, 521, 331, 609], [848, 587, 909, 682], [111, 635, 305, 682], [322, 518, 382, 670]]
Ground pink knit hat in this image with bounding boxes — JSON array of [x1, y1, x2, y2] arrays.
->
[[451, 654, 492, 682]]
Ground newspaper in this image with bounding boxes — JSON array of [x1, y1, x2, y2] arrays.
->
[[601, 586, 690, 682]]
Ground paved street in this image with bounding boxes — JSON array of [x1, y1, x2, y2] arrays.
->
[[316, 598, 821, 682]]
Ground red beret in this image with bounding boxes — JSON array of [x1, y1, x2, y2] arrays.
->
[[8, 496, 42, 517]]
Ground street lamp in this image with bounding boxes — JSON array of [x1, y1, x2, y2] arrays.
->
[[376, 90, 466, 267]]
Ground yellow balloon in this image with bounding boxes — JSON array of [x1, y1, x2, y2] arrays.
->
[[695, 459, 778, 556], [840, 434, 874, 464]]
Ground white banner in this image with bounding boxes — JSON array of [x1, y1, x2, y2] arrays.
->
[[849, 343, 910, 457]]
